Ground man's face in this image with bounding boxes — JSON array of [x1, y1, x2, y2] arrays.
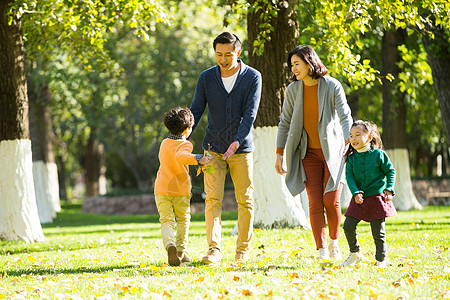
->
[[215, 43, 241, 74]]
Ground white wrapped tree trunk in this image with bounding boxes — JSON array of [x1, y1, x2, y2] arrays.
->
[[0, 140, 44, 242], [385, 148, 422, 211], [32, 161, 61, 224], [253, 126, 310, 229]]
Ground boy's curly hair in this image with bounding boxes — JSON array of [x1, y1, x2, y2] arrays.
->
[[163, 107, 194, 135], [344, 120, 384, 161]]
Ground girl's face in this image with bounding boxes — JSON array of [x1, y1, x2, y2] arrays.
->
[[349, 125, 373, 151], [291, 54, 311, 81]]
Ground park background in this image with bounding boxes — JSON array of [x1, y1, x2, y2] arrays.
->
[[1, 0, 450, 298]]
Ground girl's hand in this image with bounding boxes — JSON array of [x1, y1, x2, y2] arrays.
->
[[354, 193, 364, 204], [275, 154, 287, 175], [384, 190, 393, 201]]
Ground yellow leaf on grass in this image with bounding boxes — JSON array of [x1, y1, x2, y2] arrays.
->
[[267, 291, 274, 296], [28, 256, 36, 262], [290, 272, 299, 279], [163, 290, 172, 297], [122, 286, 130, 293], [289, 249, 300, 257], [0, 294, 5, 299], [242, 289, 253, 296], [139, 263, 146, 268], [196, 276, 205, 282], [233, 276, 241, 281], [408, 278, 415, 285]]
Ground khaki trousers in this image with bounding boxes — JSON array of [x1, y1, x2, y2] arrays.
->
[[204, 151, 254, 254], [154, 194, 191, 252]]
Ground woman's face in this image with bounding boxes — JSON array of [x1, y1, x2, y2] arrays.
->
[[291, 54, 311, 81]]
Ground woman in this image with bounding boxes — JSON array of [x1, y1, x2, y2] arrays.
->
[[275, 45, 352, 260]]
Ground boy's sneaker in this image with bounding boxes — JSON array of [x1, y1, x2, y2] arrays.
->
[[178, 252, 190, 263], [201, 248, 221, 265], [328, 242, 342, 261], [235, 252, 248, 263], [375, 260, 387, 268], [167, 245, 180, 266], [342, 251, 363, 267]]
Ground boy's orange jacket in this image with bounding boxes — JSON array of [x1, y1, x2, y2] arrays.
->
[[154, 138, 198, 196]]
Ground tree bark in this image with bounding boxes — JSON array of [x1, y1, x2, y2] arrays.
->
[[246, 0, 309, 229], [0, 1, 44, 242], [382, 29, 407, 149], [421, 19, 450, 145], [381, 28, 421, 210], [28, 79, 61, 223], [84, 127, 105, 197], [248, 0, 298, 127]]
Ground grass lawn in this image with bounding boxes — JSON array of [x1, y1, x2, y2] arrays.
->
[[0, 203, 449, 299]]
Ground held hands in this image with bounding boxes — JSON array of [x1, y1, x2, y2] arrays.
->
[[222, 141, 239, 160], [354, 193, 364, 204], [198, 156, 210, 166], [384, 190, 393, 201], [275, 154, 287, 175]]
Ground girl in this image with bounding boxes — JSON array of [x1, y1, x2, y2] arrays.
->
[[275, 45, 353, 260], [342, 120, 396, 267]]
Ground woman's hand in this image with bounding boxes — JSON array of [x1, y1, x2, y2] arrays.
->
[[275, 154, 287, 175]]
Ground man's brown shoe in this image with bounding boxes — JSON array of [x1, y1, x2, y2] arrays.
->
[[201, 248, 221, 265], [167, 245, 180, 266], [235, 252, 248, 263], [178, 252, 190, 263]]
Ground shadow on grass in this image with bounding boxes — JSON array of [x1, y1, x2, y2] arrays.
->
[[42, 203, 237, 229]]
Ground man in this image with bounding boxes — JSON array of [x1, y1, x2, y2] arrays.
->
[[190, 32, 262, 264]]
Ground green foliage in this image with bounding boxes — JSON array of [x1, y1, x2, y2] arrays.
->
[[9, 0, 171, 70]]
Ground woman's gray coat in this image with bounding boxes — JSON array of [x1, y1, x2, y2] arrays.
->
[[276, 76, 353, 197]]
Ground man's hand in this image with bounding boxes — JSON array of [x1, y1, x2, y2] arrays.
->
[[222, 141, 239, 160]]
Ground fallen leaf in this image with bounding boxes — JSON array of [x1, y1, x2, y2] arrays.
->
[[233, 276, 240, 281]]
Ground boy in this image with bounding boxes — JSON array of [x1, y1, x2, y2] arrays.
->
[[154, 107, 210, 266]]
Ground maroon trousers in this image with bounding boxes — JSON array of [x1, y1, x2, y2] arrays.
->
[[303, 148, 342, 249]]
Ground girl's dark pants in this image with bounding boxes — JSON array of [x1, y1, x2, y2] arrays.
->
[[343, 216, 386, 262]]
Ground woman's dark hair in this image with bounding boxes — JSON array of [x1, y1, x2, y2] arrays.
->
[[344, 120, 384, 161], [213, 32, 241, 51], [163, 107, 194, 135], [288, 45, 327, 81]]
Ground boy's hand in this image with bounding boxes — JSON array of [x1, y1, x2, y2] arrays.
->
[[354, 193, 364, 204], [384, 190, 393, 201], [199, 156, 210, 166]]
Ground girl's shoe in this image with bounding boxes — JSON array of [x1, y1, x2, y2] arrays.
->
[[342, 251, 363, 267], [375, 260, 387, 268]]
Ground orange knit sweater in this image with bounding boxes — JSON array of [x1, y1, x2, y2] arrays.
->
[[154, 138, 199, 196], [276, 84, 320, 155]]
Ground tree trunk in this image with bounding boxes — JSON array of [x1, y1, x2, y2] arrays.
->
[[29, 80, 61, 223], [421, 18, 450, 146], [0, 1, 44, 242], [381, 29, 421, 210], [247, 0, 309, 229], [84, 127, 105, 197]]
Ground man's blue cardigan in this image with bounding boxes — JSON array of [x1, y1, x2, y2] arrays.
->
[[190, 60, 262, 154]]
